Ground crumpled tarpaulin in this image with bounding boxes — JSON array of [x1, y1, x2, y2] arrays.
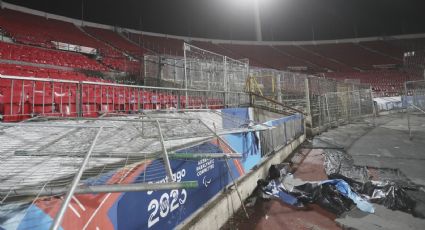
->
[[247, 163, 375, 215], [320, 179, 375, 213], [288, 178, 374, 214], [324, 148, 424, 218], [331, 173, 421, 217], [259, 179, 300, 206]]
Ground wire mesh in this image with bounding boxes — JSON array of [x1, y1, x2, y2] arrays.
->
[[405, 80, 425, 114], [144, 55, 185, 88], [0, 110, 263, 229], [307, 75, 374, 129], [260, 114, 304, 157], [184, 43, 249, 92]]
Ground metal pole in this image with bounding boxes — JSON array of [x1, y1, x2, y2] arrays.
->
[[224, 56, 228, 107], [318, 96, 322, 133], [50, 127, 103, 230], [370, 88, 376, 127], [5, 182, 199, 198], [404, 82, 412, 139], [198, 119, 249, 219], [21, 80, 25, 116], [224, 157, 249, 219], [184, 43, 188, 107], [325, 93, 331, 125], [276, 73, 281, 103], [155, 120, 174, 182], [358, 90, 362, 117], [42, 82, 46, 114], [304, 78, 311, 125]]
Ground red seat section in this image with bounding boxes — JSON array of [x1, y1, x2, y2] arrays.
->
[[84, 27, 147, 58], [302, 43, 401, 71], [0, 9, 116, 55], [324, 70, 420, 97], [126, 32, 184, 56], [0, 41, 107, 71], [83, 27, 145, 73]]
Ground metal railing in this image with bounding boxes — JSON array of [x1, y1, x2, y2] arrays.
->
[[0, 74, 249, 121], [260, 113, 304, 157], [312, 89, 375, 130]]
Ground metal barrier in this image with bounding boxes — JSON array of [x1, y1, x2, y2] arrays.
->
[[260, 114, 304, 157], [248, 68, 308, 112], [183, 43, 249, 92], [144, 55, 185, 88], [0, 75, 249, 121], [404, 80, 425, 138], [313, 89, 374, 130]]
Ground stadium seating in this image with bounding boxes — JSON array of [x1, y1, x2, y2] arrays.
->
[[303, 43, 400, 70], [0, 9, 112, 52], [127, 32, 184, 56], [190, 41, 245, 60], [359, 41, 404, 60], [0, 41, 107, 71], [1, 7, 423, 121], [324, 70, 414, 97], [220, 43, 310, 70], [274, 45, 353, 72], [84, 26, 146, 58]]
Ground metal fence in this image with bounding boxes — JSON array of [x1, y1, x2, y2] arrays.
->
[[245, 69, 374, 130], [404, 80, 425, 138], [0, 75, 249, 122], [247, 68, 308, 115], [144, 55, 185, 88], [183, 43, 249, 92], [260, 114, 304, 157], [314, 89, 374, 129], [307, 77, 374, 130]]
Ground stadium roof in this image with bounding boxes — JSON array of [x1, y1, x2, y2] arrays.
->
[[3, 0, 425, 41]]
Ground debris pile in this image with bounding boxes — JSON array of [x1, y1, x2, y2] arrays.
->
[[247, 152, 425, 218]]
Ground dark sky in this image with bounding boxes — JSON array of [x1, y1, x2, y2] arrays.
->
[[4, 0, 425, 41]]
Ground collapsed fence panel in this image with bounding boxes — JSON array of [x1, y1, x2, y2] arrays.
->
[[0, 108, 304, 229]]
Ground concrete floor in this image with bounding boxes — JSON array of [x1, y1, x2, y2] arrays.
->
[[317, 113, 425, 186], [223, 113, 425, 230]]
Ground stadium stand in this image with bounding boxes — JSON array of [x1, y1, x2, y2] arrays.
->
[[83, 26, 146, 58], [0, 63, 107, 82], [0, 8, 140, 72], [303, 43, 400, 70], [126, 32, 184, 56], [219, 44, 308, 69], [0, 41, 107, 71], [1, 7, 424, 121], [359, 40, 404, 60], [323, 70, 419, 97]]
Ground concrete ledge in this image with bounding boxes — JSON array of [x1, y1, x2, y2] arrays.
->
[[177, 133, 306, 230]]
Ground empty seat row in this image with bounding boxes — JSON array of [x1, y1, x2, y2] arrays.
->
[[0, 41, 108, 71]]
